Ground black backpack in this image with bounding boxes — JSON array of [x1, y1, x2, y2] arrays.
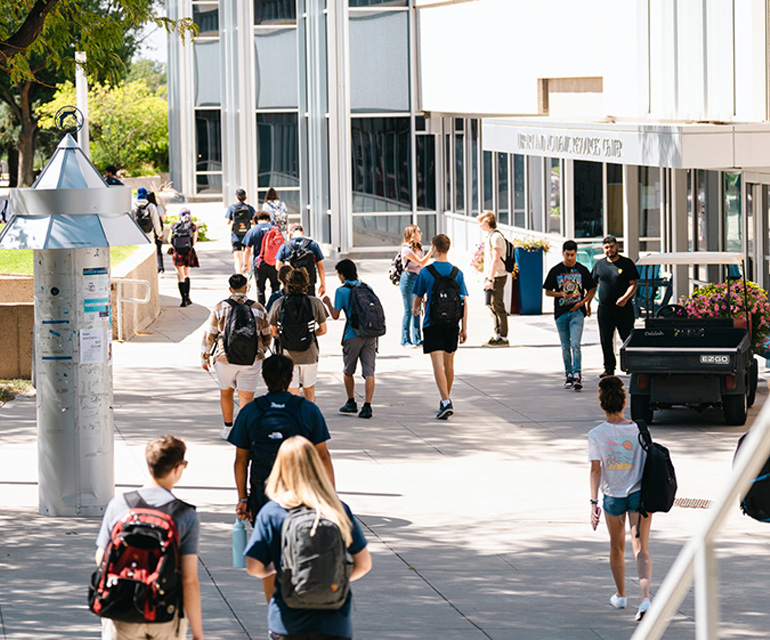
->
[[278, 294, 315, 352], [88, 492, 193, 623], [388, 251, 404, 286], [636, 420, 677, 518], [494, 230, 517, 274], [247, 395, 306, 513], [427, 264, 464, 325], [223, 299, 259, 365], [232, 202, 252, 237], [279, 506, 352, 610], [288, 239, 317, 285], [171, 221, 194, 253], [133, 203, 153, 233], [735, 433, 770, 522], [344, 282, 386, 338]]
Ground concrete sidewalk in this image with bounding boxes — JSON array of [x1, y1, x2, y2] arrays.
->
[[2, 203, 770, 639]]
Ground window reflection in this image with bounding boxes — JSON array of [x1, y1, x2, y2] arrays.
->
[[254, 0, 296, 25], [350, 0, 407, 6], [256, 113, 299, 188], [454, 134, 464, 213], [574, 161, 602, 238], [193, 3, 218, 37], [483, 151, 493, 212], [497, 153, 509, 226], [549, 158, 561, 234], [353, 215, 412, 246], [254, 30, 299, 109], [639, 167, 661, 251], [607, 163, 623, 237], [195, 110, 222, 173], [194, 41, 221, 106], [723, 172, 742, 253], [416, 135, 436, 211], [513, 154, 525, 227]]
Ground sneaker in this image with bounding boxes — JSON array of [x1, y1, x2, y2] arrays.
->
[[436, 400, 454, 420], [573, 375, 583, 391], [635, 598, 651, 621], [564, 374, 574, 389], [358, 404, 372, 419], [599, 370, 615, 379], [339, 399, 358, 414], [484, 337, 509, 347], [610, 594, 627, 609], [219, 425, 232, 441]]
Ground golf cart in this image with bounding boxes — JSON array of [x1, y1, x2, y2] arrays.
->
[[620, 252, 758, 426]]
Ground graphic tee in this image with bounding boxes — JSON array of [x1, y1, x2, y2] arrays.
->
[[588, 421, 647, 498], [543, 262, 595, 319], [591, 256, 640, 307]]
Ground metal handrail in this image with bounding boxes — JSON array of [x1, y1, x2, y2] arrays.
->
[[115, 278, 150, 342], [632, 396, 770, 640]]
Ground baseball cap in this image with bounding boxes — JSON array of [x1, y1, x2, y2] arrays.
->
[[235, 188, 246, 198], [136, 187, 147, 199]]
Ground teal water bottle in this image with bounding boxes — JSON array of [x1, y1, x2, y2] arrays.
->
[[232, 519, 247, 569]]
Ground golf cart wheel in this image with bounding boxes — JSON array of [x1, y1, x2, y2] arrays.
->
[[723, 392, 748, 426], [747, 357, 758, 408], [630, 394, 653, 423]]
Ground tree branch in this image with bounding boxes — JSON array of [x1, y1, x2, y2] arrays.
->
[[0, 0, 62, 63]]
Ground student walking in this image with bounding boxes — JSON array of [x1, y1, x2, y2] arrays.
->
[[268, 267, 328, 403], [92, 436, 203, 640], [243, 211, 283, 305], [276, 224, 327, 298], [225, 188, 256, 274], [543, 239, 596, 391], [262, 187, 289, 232], [591, 236, 639, 378], [399, 224, 432, 347], [245, 435, 372, 639], [169, 208, 199, 307], [478, 211, 509, 346], [589, 376, 652, 622], [146, 191, 166, 274], [202, 274, 270, 440], [412, 234, 468, 419]]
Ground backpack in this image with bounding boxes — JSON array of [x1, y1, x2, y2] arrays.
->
[[278, 294, 315, 352], [494, 230, 516, 274], [636, 420, 677, 518], [232, 202, 252, 237], [223, 299, 258, 365], [344, 282, 386, 338], [279, 506, 352, 610], [735, 433, 770, 522], [388, 251, 404, 286], [265, 200, 288, 232], [88, 492, 192, 623], [427, 264, 464, 325], [171, 221, 194, 253], [288, 239, 317, 285], [259, 226, 285, 267], [133, 202, 153, 233]]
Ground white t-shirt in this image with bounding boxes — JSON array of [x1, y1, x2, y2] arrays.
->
[[484, 230, 507, 279], [587, 420, 646, 498]]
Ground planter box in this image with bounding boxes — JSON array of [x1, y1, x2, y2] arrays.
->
[[515, 247, 543, 315]]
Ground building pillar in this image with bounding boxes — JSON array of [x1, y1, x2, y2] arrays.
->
[[671, 168, 689, 298], [563, 159, 575, 239], [623, 164, 640, 260]]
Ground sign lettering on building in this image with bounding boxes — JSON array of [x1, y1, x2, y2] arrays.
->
[[517, 133, 623, 159]]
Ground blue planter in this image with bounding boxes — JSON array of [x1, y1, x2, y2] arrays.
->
[[515, 247, 544, 315]]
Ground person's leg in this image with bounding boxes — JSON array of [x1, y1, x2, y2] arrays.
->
[[237, 390, 254, 408], [430, 351, 450, 401], [444, 351, 455, 397], [363, 377, 375, 403], [289, 364, 302, 397], [399, 272, 412, 345], [233, 248, 243, 273], [299, 363, 318, 402], [183, 266, 192, 305], [617, 305, 636, 343], [570, 311, 585, 377], [493, 275, 508, 339], [597, 305, 617, 374], [605, 512, 627, 598], [554, 313, 573, 376], [629, 513, 653, 601], [219, 388, 235, 423], [343, 374, 355, 397], [256, 262, 268, 305], [155, 236, 164, 273], [175, 265, 187, 306], [267, 265, 280, 298]]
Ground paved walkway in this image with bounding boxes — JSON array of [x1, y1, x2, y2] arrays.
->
[[2, 203, 770, 639]]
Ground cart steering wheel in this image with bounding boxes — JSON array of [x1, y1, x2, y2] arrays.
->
[[656, 304, 689, 318]]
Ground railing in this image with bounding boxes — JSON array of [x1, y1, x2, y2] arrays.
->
[[115, 279, 151, 342], [632, 396, 770, 640]]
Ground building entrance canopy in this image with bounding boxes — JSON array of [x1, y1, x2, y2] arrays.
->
[[483, 118, 770, 170]]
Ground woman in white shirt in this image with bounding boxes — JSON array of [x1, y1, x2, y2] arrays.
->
[[399, 225, 432, 347], [262, 188, 288, 232], [588, 376, 652, 622]]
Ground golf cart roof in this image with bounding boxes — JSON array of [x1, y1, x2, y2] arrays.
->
[[636, 251, 746, 266]]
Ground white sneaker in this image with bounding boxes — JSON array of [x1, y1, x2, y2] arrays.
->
[[219, 425, 232, 441], [635, 598, 651, 621], [610, 593, 627, 609]]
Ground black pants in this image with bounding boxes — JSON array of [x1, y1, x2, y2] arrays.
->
[[256, 262, 280, 305], [155, 236, 165, 272], [597, 304, 635, 373]]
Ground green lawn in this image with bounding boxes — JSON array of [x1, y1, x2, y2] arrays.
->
[[0, 245, 138, 275]]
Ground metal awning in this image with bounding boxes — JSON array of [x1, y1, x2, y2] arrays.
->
[[636, 252, 745, 266]]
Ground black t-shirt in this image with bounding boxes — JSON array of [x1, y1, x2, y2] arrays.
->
[[543, 262, 595, 319], [591, 256, 640, 307]]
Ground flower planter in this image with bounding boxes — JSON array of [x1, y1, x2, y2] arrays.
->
[[515, 247, 543, 315]]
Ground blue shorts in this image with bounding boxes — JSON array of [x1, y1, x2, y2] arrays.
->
[[603, 490, 641, 516]]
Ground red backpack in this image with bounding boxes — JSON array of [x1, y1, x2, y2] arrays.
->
[[88, 492, 193, 623], [259, 226, 285, 267]]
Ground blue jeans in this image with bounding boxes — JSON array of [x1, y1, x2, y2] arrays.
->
[[554, 310, 584, 376], [400, 271, 421, 345]]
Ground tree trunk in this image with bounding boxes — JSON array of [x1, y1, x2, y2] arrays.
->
[[17, 82, 37, 186], [7, 146, 19, 187]]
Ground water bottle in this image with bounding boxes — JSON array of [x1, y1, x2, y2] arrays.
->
[[232, 519, 247, 569]]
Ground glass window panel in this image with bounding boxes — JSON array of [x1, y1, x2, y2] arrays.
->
[[723, 172, 742, 253], [350, 0, 407, 6], [415, 115, 426, 131], [639, 167, 661, 246], [444, 134, 451, 211], [513, 154, 525, 227], [256, 113, 300, 188], [696, 169, 720, 281], [254, 30, 298, 109], [471, 120, 479, 216], [497, 153, 509, 226], [528, 157, 544, 232], [195, 109, 222, 173], [607, 163, 623, 237], [193, 41, 221, 106], [193, 3, 219, 37], [196, 173, 222, 194], [454, 134, 464, 213], [353, 215, 412, 246], [483, 151, 493, 212], [349, 11, 409, 112], [417, 214, 437, 241], [257, 189, 300, 214], [254, 0, 296, 25], [574, 160, 603, 238], [416, 135, 436, 211], [455, 118, 464, 132], [549, 158, 561, 234], [351, 117, 411, 212]]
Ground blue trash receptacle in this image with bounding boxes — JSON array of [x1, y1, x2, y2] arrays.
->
[[515, 247, 543, 315]]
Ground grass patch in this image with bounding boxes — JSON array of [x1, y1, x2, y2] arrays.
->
[[0, 379, 33, 402], [0, 246, 138, 275]]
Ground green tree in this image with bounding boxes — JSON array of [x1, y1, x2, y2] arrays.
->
[[126, 59, 167, 95]]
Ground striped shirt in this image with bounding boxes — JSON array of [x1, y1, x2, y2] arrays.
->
[[201, 293, 270, 365]]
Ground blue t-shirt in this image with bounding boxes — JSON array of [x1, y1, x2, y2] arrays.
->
[[225, 202, 256, 243], [275, 237, 324, 266], [412, 261, 468, 328], [246, 500, 367, 637], [333, 280, 361, 341], [243, 221, 273, 266]]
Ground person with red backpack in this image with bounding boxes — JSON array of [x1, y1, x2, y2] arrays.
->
[[91, 436, 203, 640], [243, 211, 284, 305]]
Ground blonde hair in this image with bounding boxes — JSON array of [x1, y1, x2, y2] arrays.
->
[[402, 224, 422, 253], [478, 210, 497, 229], [265, 436, 352, 546]]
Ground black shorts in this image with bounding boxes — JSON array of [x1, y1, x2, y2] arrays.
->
[[232, 240, 245, 252], [422, 323, 459, 354]]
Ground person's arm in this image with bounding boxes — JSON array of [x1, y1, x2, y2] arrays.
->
[[234, 448, 251, 521], [246, 556, 276, 579], [459, 294, 468, 344], [545, 289, 567, 299], [151, 205, 163, 237], [403, 247, 433, 268], [243, 244, 253, 272], [322, 296, 341, 320], [412, 292, 423, 317], [350, 547, 372, 582], [590, 460, 602, 529], [95, 547, 105, 566], [315, 320, 327, 337], [314, 441, 335, 488], [181, 554, 204, 640], [617, 280, 638, 307], [270, 324, 279, 337], [316, 260, 326, 298], [201, 308, 219, 371], [581, 287, 597, 317]]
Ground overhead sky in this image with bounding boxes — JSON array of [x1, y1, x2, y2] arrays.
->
[[136, 22, 167, 64]]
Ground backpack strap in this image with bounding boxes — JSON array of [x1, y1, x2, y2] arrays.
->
[[124, 490, 194, 519], [448, 266, 459, 281], [426, 264, 440, 280], [636, 419, 652, 450]]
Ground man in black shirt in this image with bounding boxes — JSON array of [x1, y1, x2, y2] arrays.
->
[[543, 240, 596, 390], [590, 236, 639, 378]]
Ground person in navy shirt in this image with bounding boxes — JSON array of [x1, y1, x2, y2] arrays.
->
[[225, 188, 257, 274], [276, 224, 326, 298], [412, 234, 468, 420], [243, 210, 281, 305]]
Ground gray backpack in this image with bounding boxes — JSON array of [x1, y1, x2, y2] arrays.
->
[[279, 507, 352, 610]]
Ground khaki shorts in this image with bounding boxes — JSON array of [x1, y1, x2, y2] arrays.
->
[[290, 362, 319, 389], [102, 615, 187, 639], [214, 359, 262, 392]]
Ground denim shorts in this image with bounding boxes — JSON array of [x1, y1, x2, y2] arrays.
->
[[603, 490, 641, 516]]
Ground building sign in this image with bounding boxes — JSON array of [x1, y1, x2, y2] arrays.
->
[[517, 133, 623, 160]]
